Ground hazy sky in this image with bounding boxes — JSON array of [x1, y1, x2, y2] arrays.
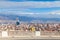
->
[[0, 0, 60, 18]]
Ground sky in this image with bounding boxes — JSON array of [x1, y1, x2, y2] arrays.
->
[[0, 0, 60, 18]]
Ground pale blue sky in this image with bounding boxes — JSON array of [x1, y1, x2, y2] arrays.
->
[[0, 0, 60, 18]]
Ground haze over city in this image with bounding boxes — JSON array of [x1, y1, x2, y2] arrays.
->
[[0, 0, 60, 40], [0, 0, 60, 22]]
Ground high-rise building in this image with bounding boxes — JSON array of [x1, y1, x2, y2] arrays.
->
[[16, 17, 20, 25]]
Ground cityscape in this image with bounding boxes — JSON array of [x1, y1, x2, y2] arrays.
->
[[0, 19, 60, 38], [0, 0, 60, 40]]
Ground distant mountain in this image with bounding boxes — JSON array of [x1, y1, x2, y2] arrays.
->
[[0, 14, 60, 22], [0, 14, 36, 21]]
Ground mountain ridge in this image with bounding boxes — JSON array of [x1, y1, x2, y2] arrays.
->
[[0, 14, 60, 22]]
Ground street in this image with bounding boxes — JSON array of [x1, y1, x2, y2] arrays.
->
[[0, 37, 60, 40]]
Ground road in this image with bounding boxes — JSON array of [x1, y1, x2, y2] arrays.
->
[[0, 37, 60, 40]]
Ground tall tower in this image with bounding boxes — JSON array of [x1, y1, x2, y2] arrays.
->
[[16, 17, 20, 25]]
